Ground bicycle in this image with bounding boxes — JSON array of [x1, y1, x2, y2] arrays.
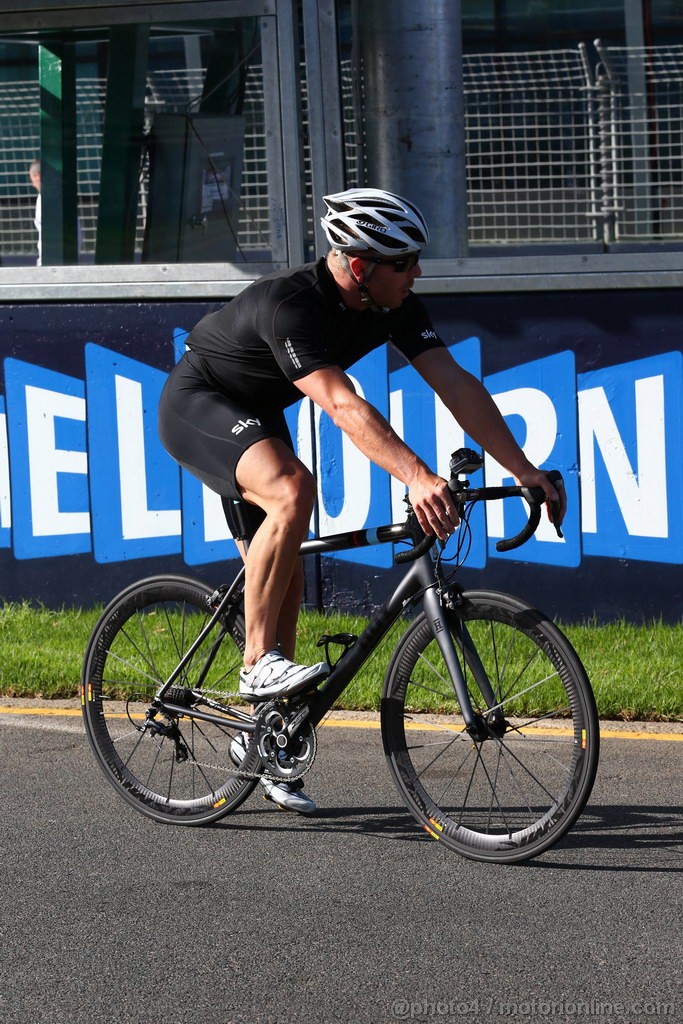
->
[[81, 448, 599, 864]]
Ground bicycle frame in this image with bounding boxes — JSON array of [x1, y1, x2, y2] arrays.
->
[[156, 455, 563, 738], [299, 526, 478, 730], [157, 516, 481, 737]]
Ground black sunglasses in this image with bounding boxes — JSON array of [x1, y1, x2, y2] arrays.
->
[[364, 252, 421, 272]]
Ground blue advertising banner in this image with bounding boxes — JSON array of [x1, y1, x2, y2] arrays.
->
[[1, 291, 682, 621]]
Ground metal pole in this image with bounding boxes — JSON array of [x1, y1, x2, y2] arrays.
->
[[623, 0, 652, 238], [261, 2, 306, 265], [95, 24, 149, 264], [39, 41, 78, 265], [302, 0, 346, 256], [355, 0, 468, 258]]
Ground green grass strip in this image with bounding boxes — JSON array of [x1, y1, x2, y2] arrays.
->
[[0, 602, 681, 721]]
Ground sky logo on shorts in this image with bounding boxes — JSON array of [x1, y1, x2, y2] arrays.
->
[[231, 417, 261, 435]]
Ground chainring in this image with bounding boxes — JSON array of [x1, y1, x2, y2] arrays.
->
[[252, 698, 317, 782]]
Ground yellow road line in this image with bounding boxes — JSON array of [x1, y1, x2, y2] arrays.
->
[[324, 719, 683, 741], [590, 727, 683, 741], [0, 705, 681, 740], [0, 706, 83, 717]]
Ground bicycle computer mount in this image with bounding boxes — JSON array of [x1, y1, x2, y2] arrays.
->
[[449, 448, 483, 478]]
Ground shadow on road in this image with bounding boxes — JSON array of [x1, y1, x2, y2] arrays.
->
[[530, 802, 683, 870], [210, 803, 428, 843], [206, 799, 683, 869]]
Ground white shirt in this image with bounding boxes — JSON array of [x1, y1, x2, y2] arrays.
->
[[34, 193, 41, 266]]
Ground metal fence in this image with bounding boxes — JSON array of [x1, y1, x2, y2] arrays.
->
[[590, 42, 683, 243], [2, 41, 683, 262], [464, 48, 596, 245]]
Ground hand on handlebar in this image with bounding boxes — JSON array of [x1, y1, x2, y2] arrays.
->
[[408, 470, 460, 542], [397, 451, 567, 562], [515, 467, 566, 530]]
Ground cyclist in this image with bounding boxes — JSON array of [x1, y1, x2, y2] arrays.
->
[[158, 187, 564, 813]]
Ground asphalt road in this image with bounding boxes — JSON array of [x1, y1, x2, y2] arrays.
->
[[1, 707, 681, 1024]]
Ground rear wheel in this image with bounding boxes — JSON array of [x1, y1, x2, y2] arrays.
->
[[381, 591, 599, 863], [82, 575, 260, 824]]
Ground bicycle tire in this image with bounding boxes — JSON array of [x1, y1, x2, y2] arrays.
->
[[381, 590, 599, 863], [82, 574, 260, 824]]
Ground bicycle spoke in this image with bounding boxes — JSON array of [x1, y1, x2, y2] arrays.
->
[[382, 593, 599, 862], [82, 576, 259, 824]]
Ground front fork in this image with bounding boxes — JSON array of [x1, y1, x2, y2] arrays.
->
[[421, 584, 504, 742]]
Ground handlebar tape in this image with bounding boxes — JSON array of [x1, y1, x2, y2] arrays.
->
[[394, 531, 435, 564], [496, 471, 564, 552]]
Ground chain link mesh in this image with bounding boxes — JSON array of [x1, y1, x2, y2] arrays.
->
[[2, 42, 683, 260]]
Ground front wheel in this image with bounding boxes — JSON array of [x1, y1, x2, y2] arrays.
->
[[82, 574, 260, 824], [381, 590, 599, 863]]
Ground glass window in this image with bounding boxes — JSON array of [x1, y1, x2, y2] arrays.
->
[[462, 1, 626, 50], [646, 1, 683, 45], [0, 17, 285, 267], [452, 2, 683, 249]]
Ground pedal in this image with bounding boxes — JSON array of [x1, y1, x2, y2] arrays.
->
[[316, 632, 358, 668], [262, 794, 293, 813]]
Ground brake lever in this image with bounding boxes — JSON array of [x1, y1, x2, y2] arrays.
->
[[545, 469, 565, 539], [495, 470, 565, 552]]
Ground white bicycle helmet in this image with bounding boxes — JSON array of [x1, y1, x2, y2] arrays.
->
[[321, 188, 429, 257]]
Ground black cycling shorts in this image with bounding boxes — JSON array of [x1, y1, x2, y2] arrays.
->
[[158, 351, 294, 535]]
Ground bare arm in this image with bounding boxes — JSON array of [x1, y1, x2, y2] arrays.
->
[[294, 365, 457, 538], [412, 347, 565, 519]]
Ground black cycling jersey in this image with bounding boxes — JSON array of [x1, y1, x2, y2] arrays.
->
[[186, 256, 445, 408], [159, 256, 447, 504]]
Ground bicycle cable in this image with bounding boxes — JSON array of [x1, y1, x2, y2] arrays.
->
[[433, 501, 475, 581]]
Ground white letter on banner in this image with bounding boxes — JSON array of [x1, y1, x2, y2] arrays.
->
[[202, 485, 230, 543], [0, 408, 10, 530], [296, 388, 373, 533], [486, 387, 560, 542], [295, 397, 315, 474], [434, 394, 466, 481], [389, 388, 407, 522], [115, 375, 181, 539], [294, 397, 317, 536], [312, 375, 371, 533], [25, 385, 90, 536], [578, 375, 667, 537]]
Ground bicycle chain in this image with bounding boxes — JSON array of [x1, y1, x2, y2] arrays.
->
[[180, 686, 243, 700], [181, 750, 315, 784], [145, 728, 264, 780], [155, 695, 316, 785], [184, 757, 263, 781], [173, 745, 316, 784]]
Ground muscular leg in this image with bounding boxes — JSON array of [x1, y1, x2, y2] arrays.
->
[[231, 438, 321, 814], [274, 560, 305, 661], [234, 438, 316, 669], [235, 540, 304, 663]]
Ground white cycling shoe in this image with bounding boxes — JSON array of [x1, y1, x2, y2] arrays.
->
[[229, 733, 317, 816], [238, 649, 329, 701]]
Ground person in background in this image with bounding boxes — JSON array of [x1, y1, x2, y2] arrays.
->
[[29, 159, 41, 266]]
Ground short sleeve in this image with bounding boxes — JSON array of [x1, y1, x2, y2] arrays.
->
[[269, 295, 340, 381], [387, 293, 446, 362]]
